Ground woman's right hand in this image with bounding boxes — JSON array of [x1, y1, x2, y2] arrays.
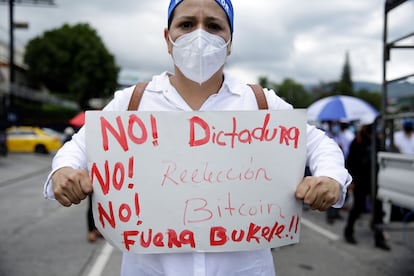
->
[[52, 167, 93, 207]]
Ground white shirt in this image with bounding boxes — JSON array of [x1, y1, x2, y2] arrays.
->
[[394, 130, 414, 154], [334, 129, 355, 158], [44, 72, 351, 276]]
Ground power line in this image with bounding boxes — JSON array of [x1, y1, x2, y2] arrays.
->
[[0, 0, 56, 7], [0, 0, 56, 120], [0, 24, 27, 48], [1, 0, 55, 83]]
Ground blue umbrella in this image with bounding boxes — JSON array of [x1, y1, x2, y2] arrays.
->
[[307, 95, 378, 122]]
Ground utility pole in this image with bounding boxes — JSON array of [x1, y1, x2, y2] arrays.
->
[[0, 0, 55, 124], [1, 0, 56, 84], [9, 0, 15, 84]]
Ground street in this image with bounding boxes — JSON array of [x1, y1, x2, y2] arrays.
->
[[0, 153, 413, 276]]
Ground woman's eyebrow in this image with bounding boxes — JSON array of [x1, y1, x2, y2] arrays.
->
[[205, 16, 226, 22], [174, 15, 225, 22], [174, 15, 197, 21]]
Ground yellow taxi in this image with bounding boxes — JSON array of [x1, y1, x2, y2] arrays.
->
[[6, 126, 63, 154]]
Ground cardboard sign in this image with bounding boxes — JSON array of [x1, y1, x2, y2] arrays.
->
[[86, 110, 307, 253]]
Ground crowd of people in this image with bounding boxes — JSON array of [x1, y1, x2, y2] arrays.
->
[[320, 117, 414, 251]]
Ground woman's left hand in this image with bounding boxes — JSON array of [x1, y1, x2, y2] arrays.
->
[[295, 176, 341, 211]]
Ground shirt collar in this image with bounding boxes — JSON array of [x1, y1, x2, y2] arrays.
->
[[148, 71, 244, 97], [146, 71, 171, 92], [222, 71, 244, 96]]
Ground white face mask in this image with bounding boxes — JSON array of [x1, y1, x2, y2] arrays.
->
[[169, 29, 230, 84]]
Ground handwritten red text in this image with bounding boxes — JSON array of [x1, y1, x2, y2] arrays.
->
[[183, 192, 285, 225], [161, 157, 271, 187], [100, 114, 159, 151], [189, 114, 300, 149]]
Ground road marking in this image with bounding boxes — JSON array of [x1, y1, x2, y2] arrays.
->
[[87, 242, 114, 276], [301, 217, 340, 241]]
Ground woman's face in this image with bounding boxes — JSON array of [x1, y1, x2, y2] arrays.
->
[[166, 0, 232, 51]]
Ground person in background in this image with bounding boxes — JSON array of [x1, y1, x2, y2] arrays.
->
[[344, 118, 391, 251], [393, 119, 414, 154], [86, 195, 101, 242], [326, 121, 355, 224], [43, 0, 352, 275], [389, 119, 414, 226], [336, 122, 355, 158]]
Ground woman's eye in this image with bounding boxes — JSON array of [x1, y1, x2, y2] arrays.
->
[[181, 22, 193, 29], [208, 23, 222, 31]]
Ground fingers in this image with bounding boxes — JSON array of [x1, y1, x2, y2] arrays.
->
[[70, 170, 93, 199], [52, 167, 92, 207], [295, 176, 340, 211], [295, 178, 310, 200]]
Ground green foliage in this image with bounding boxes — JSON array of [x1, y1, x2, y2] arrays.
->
[[13, 98, 78, 127], [258, 76, 271, 88], [336, 51, 354, 96], [310, 81, 338, 100], [276, 78, 312, 108], [309, 52, 354, 99], [24, 23, 119, 109], [258, 76, 312, 108], [355, 89, 381, 111]]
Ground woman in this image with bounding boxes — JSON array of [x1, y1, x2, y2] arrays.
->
[[44, 0, 351, 275]]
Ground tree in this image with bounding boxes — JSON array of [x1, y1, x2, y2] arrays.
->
[[276, 78, 312, 108], [24, 23, 119, 109], [336, 51, 354, 96], [309, 52, 354, 100], [310, 81, 338, 100], [258, 76, 271, 89], [356, 89, 381, 111], [257, 76, 312, 107]]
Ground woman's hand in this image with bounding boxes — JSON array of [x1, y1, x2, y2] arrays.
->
[[295, 176, 341, 211], [52, 167, 92, 207]]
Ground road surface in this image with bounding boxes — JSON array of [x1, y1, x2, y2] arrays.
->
[[0, 153, 413, 276]]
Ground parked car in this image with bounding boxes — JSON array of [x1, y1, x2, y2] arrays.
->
[[0, 129, 7, 156], [42, 127, 66, 143], [6, 126, 63, 154]]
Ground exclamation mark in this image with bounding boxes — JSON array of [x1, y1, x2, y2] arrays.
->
[[135, 192, 143, 225], [294, 215, 300, 234], [286, 215, 298, 240], [127, 156, 134, 189], [288, 216, 295, 232], [151, 115, 159, 146]]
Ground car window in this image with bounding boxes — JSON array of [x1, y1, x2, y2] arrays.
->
[[8, 130, 35, 136], [42, 128, 63, 137]]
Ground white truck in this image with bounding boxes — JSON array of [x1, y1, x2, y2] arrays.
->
[[375, 0, 414, 225], [377, 151, 414, 223]]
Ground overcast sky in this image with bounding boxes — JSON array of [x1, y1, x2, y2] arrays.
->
[[1, 0, 413, 86]]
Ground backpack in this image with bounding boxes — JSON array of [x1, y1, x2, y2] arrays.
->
[[127, 82, 268, 110]]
